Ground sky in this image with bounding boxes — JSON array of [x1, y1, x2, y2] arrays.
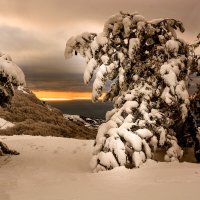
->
[[0, 0, 199, 100]]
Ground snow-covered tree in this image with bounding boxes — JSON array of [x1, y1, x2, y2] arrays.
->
[[65, 12, 200, 172], [0, 51, 25, 155]]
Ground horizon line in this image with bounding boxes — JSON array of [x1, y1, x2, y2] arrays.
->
[[40, 97, 92, 101], [32, 90, 104, 101]]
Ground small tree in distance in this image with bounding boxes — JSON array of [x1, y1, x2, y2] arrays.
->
[[65, 12, 200, 172], [0, 51, 26, 155]]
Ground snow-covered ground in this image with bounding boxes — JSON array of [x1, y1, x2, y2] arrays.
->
[[0, 135, 200, 200], [0, 118, 14, 129]]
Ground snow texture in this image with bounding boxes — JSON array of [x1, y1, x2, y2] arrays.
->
[[0, 52, 25, 86], [0, 135, 200, 200], [166, 40, 179, 55], [0, 118, 14, 129]]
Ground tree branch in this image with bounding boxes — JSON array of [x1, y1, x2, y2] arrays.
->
[[0, 141, 19, 156]]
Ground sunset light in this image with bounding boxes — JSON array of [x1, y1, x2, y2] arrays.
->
[[33, 90, 93, 101]]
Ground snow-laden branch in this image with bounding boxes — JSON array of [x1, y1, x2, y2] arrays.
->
[[65, 12, 200, 172]]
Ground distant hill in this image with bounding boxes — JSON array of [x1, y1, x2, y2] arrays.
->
[[0, 88, 97, 139]]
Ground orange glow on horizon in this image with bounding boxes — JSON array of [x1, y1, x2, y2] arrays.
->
[[33, 90, 96, 101]]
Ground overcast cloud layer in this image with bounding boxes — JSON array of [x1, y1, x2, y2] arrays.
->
[[0, 0, 199, 92]]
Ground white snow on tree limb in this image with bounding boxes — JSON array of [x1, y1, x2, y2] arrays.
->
[[148, 18, 164, 24], [105, 108, 118, 121], [166, 40, 179, 55], [101, 55, 109, 64], [96, 121, 118, 141], [149, 136, 158, 151], [64, 32, 96, 59], [96, 33, 108, 46], [161, 86, 174, 104], [151, 109, 163, 119], [0, 52, 25, 85], [128, 38, 140, 59], [175, 81, 189, 101], [119, 67, 125, 89], [90, 39, 99, 55], [118, 128, 142, 151], [124, 114, 134, 123], [104, 136, 127, 166], [122, 100, 139, 114], [160, 63, 178, 90], [142, 139, 152, 159], [93, 120, 117, 155], [93, 136, 106, 156], [103, 13, 123, 36], [119, 122, 134, 130], [158, 127, 167, 146], [123, 16, 132, 37], [98, 151, 119, 169], [64, 36, 76, 59], [132, 15, 146, 24], [135, 129, 153, 139], [84, 58, 97, 84], [117, 52, 125, 63], [92, 63, 116, 101], [164, 140, 183, 162]]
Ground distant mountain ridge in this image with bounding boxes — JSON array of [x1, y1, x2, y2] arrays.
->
[[0, 87, 97, 139]]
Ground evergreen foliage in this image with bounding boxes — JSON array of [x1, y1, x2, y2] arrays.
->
[[65, 12, 200, 171]]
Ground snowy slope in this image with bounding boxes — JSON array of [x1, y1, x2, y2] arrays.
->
[[0, 118, 14, 129], [0, 135, 200, 200], [0, 89, 96, 139]]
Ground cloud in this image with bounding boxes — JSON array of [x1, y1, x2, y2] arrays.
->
[[0, 25, 93, 93], [0, 0, 199, 32], [0, 24, 87, 74], [0, 0, 199, 92], [0, 26, 44, 51], [26, 72, 93, 92]]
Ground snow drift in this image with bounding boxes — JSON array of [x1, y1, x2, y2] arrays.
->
[[0, 135, 199, 200]]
